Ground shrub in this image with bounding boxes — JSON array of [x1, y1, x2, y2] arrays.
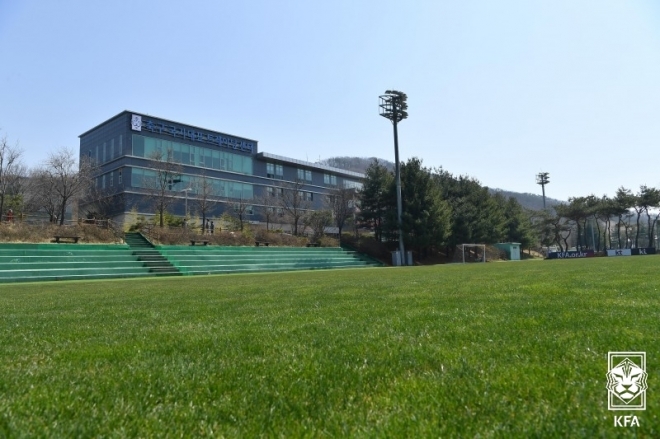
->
[[0, 223, 120, 244], [317, 236, 339, 247]]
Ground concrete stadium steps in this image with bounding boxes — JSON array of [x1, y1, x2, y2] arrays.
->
[[156, 245, 380, 275], [177, 261, 372, 275], [0, 240, 381, 283], [0, 243, 155, 283], [124, 232, 181, 276]]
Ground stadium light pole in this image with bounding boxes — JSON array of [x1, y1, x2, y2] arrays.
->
[[181, 187, 193, 217], [536, 172, 550, 209], [379, 90, 408, 265]]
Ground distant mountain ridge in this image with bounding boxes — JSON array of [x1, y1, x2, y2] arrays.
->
[[488, 189, 563, 211], [318, 156, 564, 211]]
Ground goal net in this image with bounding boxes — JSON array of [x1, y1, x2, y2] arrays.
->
[[453, 244, 486, 263]]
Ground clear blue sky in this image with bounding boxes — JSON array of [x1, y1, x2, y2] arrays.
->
[[1, 0, 659, 202]]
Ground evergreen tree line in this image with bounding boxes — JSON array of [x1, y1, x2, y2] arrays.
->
[[358, 159, 536, 258], [539, 186, 660, 251]]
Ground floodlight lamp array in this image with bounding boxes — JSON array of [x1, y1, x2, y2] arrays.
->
[[536, 172, 550, 185], [379, 92, 408, 123]]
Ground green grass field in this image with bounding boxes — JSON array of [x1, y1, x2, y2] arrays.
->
[[1, 257, 658, 437]]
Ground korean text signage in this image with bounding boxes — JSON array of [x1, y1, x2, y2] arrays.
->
[[131, 114, 255, 153], [607, 248, 656, 257], [547, 250, 594, 259]]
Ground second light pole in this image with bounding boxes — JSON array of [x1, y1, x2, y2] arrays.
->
[[379, 90, 408, 265]]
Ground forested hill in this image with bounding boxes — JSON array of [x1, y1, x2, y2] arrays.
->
[[489, 189, 563, 211], [319, 156, 564, 211]]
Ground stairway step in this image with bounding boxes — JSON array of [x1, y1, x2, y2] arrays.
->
[[124, 233, 180, 275]]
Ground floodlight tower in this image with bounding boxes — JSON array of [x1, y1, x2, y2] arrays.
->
[[536, 172, 550, 209], [379, 90, 408, 264]]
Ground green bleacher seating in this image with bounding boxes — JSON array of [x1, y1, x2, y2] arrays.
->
[[156, 245, 381, 276], [0, 243, 155, 283], [0, 240, 381, 284]]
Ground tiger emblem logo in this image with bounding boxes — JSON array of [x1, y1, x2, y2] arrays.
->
[[607, 357, 648, 406]]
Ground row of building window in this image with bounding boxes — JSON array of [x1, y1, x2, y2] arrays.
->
[[96, 167, 331, 204], [266, 162, 361, 190], [130, 167, 253, 200], [96, 169, 123, 189], [265, 186, 314, 201], [88, 135, 124, 164], [343, 180, 362, 189], [132, 135, 253, 175]]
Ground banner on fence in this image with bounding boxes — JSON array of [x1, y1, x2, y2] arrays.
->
[[547, 250, 595, 259], [606, 249, 631, 257], [607, 248, 656, 257]]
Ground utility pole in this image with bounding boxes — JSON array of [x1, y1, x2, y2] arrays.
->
[[379, 90, 408, 265]]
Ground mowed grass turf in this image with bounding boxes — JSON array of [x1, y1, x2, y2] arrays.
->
[[0, 257, 659, 438]]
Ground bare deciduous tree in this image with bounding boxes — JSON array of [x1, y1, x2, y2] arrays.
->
[[28, 168, 58, 222], [254, 186, 280, 231], [83, 185, 123, 220], [0, 133, 24, 219], [143, 147, 182, 227], [192, 173, 218, 231], [228, 196, 251, 231], [327, 187, 355, 244], [304, 210, 332, 242], [279, 179, 311, 235], [33, 148, 95, 225]]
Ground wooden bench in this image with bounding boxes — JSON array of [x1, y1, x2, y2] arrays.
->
[[306, 243, 320, 247], [53, 235, 81, 244], [255, 241, 270, 247], [190, 240, 210, 246]]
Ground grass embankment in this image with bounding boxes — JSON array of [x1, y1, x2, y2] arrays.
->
[[1, 258, 658, 437]]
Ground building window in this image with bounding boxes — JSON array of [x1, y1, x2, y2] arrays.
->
[[267, 162, 283, 179], [298, 169, 312, 181], [130, 167, 254, 200], [88, 150, 92, 158], [344, 180, 363, 190], [131, 134, 253, 175], [118, 169, 122, 184], [110, 139, 115, 159], [324, 174, 337, 186], [109, 171, 113, 187], [103, 142, 107, 163], [119, 134, 123, 153], [304, 191, 313, 202], [266, 186, 283, 198]]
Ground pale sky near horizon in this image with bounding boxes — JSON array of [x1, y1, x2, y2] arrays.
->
[[1, 1, 659, 202]]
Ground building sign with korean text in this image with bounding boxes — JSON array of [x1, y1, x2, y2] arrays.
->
[[130, 114, 255, 154]]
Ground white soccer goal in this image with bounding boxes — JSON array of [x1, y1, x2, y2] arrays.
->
[[454, 244, 486, 263]]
